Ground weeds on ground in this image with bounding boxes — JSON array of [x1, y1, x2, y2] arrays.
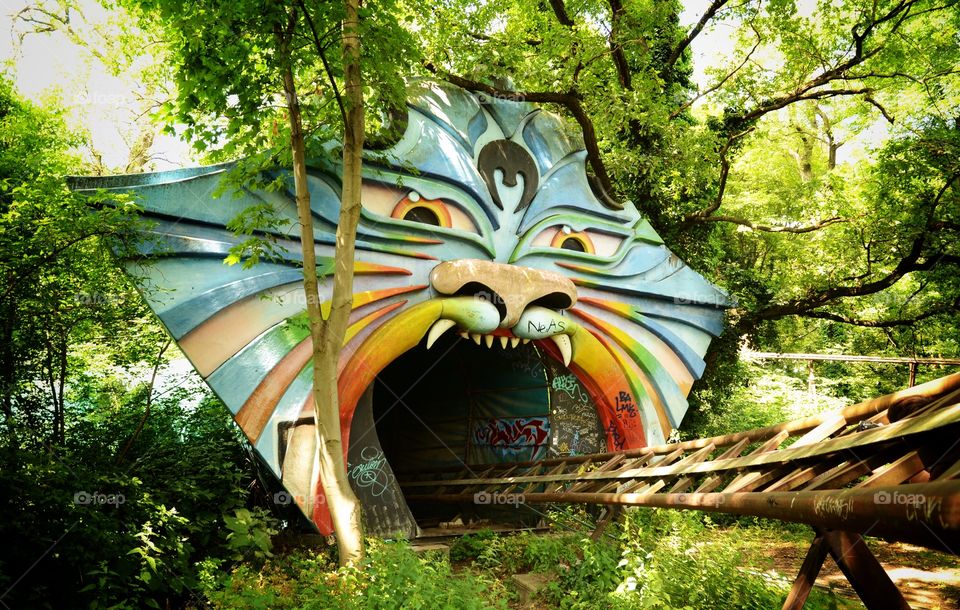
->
[[200, 509, 859, 609], [199, 539, 511, 609]]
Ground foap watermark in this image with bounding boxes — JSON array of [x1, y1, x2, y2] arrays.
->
[[474, 491, 525, 507], [273, 490, 326, 507], [73, 91, 132, 107], [672, 292, 731, 308], [74, 491, 125, 506], [473, 290, 506, 308], [675, 492, 725, 508], [73, 291, 137, 309], [874, 490, 926, 507]]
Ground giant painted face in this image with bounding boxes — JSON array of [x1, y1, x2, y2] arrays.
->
[[74, 82, 729, 537]]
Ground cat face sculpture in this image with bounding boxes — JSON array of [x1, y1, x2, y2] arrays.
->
[[74, 81, 730, 536]]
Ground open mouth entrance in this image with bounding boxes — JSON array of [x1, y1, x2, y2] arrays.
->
[[347, 329, 606, 538]]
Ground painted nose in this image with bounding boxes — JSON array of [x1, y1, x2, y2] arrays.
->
[[429, 259, 578, 328]]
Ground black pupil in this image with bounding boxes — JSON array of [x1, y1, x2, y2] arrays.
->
[[403, 206, 441, 226], [560, 237, 586, 252]]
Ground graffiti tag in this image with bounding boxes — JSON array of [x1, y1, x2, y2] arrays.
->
[[615, 390, 638, 418], [472, 417, 549, 454], [527, 319, 566, 334], [813, 496, 853, 520], [349, 446, 395, 498], [551, 374, 590, 402], [605, 421, 625, 451]]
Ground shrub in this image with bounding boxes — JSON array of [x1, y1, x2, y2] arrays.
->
[[202, 540, 512, 609]]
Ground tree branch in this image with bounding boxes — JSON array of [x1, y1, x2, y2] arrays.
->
[[803, 299, 960, 327], [115, 338, 172, 464], [296, 0, 347, 125], [864, 95, 895, 124], [693, 215, 850, 233], [727, 0, 924, 128], [670, 23, 760, 119], [736, 88, 872, 126], [748, 172, 959, 322], [549, 0, 575, 27], [680, 128, 753, 226], [666, 0, 729, 67], [607, 0, 632, 90]]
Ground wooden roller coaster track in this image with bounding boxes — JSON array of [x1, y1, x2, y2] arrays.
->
[[400, 373, 960, 609]]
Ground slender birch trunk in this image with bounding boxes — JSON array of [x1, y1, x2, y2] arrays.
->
[[279, 0, 365, 565]]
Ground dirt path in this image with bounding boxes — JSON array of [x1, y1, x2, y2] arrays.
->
[[759, 539, 960, 609]]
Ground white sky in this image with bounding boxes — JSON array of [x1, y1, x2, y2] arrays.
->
[[0, 0, 193, 171]]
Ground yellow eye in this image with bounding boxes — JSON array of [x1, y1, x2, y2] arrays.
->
[[391, 193, 453, 228], [550, 229, 595, 254]]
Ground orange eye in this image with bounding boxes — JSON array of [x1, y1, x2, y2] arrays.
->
[[361, 184, 480, 233], [530, 225, 624, 257], [550, 228, 596, 254], [391, 193, 453, 228]]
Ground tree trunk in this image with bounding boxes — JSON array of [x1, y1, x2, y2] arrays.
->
[[280, 5, 365, 564], [319, 0, 367, 564], [0, 293, 16, 423]]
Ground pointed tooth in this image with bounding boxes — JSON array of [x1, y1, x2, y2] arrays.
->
[[550, 334, 572, 367], [426, 319, 457, 349], [472, 333, 482, 345], [510, 337, 520, 348], [459, 332, 469, 340], [522, 338, 530, 345], [499, 336, 508, 349], [484, 334, 494, 348]]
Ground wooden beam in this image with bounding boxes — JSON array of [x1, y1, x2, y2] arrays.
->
[[822, 530, 909, 610], [782, 534, 829, 610]]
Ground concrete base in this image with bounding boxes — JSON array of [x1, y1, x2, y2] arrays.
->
[[510, 572, 552, 606], [409, 542, 450, 561]]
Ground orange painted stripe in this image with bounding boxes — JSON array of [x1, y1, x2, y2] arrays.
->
[[353, 261, 414, 276], [236, 336, 312, 443], [320, 284, 427, 318], [233, 288, 426, 444]]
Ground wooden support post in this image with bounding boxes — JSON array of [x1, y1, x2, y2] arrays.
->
[[807, 360, 815, 394], [590, 505, 621, 541], [782, 533, 829, 610], [822, 530, 909, 610], [909, 362, 917, 387]]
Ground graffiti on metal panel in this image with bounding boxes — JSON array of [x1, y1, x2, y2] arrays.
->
[[472, 417, 549, 453], [349, 446, 394, 498], [551, 374, 590, 403]]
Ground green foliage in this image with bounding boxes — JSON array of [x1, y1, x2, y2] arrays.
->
[[202, 540, 512, 609], [0, 72, 156, 433], [441, 511, 855, 610], [225, 508, 279, 563], [472, 531, 581, 575], [449, 528, 498, 562], [0, 383, 261, 609], [121, 0, 420, 162], [683, 363, 849, 439]]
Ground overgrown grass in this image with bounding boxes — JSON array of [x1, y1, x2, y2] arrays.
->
[[198, 540, 512, 609], [202, 508, 860, 609]]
